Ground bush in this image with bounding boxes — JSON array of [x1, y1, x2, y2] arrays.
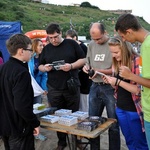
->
[[80, 2, 92, 8], [0, 2, 6, 8], [0, 13, 5, 20], [12, 6, 18, 11], [15, 11, 25, 20], [80, 2, 99, 10]]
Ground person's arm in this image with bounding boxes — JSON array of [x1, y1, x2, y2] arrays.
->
[[38, 47, 53, 72], [119, 66, 150, 88], [71, 58, 85, 69], [103, 76, 140, 94], [96, 68, 112, 75], [39, 64, 53, 72], [38, 64, 45, 72], [82, 64, 90, 74], [128, 73, 150, 88], [60, 58, 86, 72], [118, 79, 140, 94]]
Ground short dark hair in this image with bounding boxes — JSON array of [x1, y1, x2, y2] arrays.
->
[[6, 34, 31, 56], [115, 13, 142, 33], [46, 23, 61, 34], [65, 29, 78, 39]]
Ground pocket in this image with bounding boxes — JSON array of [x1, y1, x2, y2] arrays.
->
[[21, 125, 33, 137]]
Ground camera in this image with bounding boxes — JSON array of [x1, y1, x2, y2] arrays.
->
[[88, 69, 95, 77]]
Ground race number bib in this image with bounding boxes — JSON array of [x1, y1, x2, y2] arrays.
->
[[94, 54, 105, 61]]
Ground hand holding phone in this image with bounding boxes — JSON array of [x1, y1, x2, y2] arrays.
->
[[88, 69, 95, 77]]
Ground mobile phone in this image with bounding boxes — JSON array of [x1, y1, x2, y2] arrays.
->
[[54, 65, 65, 70], [52, 60, 65, 70], [52, 60, 65, 66]]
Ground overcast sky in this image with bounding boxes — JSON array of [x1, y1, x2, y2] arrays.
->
[[47, 0, 150, 24]]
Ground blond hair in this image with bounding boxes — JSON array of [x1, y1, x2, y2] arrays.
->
[[108, 35, 138, 74], [32, 38, 42, 53]]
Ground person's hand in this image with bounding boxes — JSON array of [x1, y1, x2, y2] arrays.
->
[[33, 126, 40, 136], [102, 76, 117, 86], [43, 90, 48, 95], [89, 70, 97, 79], [108, 76, 118, 86], [102, 75, 109, 84], [82, 64, 90, 74], [59, 63, 72, 72], [119, 66, 132, 80], [44, 64, 53, 72]]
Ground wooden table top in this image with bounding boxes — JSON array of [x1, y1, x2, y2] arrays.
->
[[40, 118, 116, 138]]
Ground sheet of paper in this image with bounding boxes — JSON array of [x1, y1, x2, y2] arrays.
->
[[95, 71, 106, 76]]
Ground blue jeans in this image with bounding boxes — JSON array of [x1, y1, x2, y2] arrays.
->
[[144, 120, 150, 149], [116, 108, 148, 150], [89, 82, 120, 150]]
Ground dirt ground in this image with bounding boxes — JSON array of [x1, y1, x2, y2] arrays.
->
[[0, 128, 127, 150], [0, 97, 128, 150]]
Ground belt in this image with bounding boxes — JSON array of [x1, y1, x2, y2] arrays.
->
[[94, 82, 107, 85]]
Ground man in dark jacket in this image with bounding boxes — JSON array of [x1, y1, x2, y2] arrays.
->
[[0, 34, 40, 150]]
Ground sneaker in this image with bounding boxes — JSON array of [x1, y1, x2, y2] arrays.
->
[[34, 133, 47, 141]]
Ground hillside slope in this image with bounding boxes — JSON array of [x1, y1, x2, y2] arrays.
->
[[0, 0, 149, 38]]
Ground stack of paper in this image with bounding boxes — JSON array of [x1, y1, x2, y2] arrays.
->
[[41, 115, 59, 123], [55, 109, 72, 116], [71, 111, 88, 120], [58, 115, 78, 126], [33, 107, 57, 118]]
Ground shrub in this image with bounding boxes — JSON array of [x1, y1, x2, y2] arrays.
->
[[15, 11, 25, 20]]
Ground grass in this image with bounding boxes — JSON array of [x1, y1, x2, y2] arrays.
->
[[0, 0, 150, 39]]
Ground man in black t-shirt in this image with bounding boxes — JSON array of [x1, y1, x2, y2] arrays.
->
[[39, 23, 85, 150]]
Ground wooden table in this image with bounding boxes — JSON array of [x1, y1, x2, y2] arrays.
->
[[40, 118, 116, 150]]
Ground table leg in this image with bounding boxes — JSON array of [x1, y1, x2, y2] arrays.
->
[[71, 135, 77, 150], [90, 135, 100, 150]]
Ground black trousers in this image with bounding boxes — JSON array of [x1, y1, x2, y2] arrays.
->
[[2, 133, 35, 150], [47, 84, 80, 146]]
